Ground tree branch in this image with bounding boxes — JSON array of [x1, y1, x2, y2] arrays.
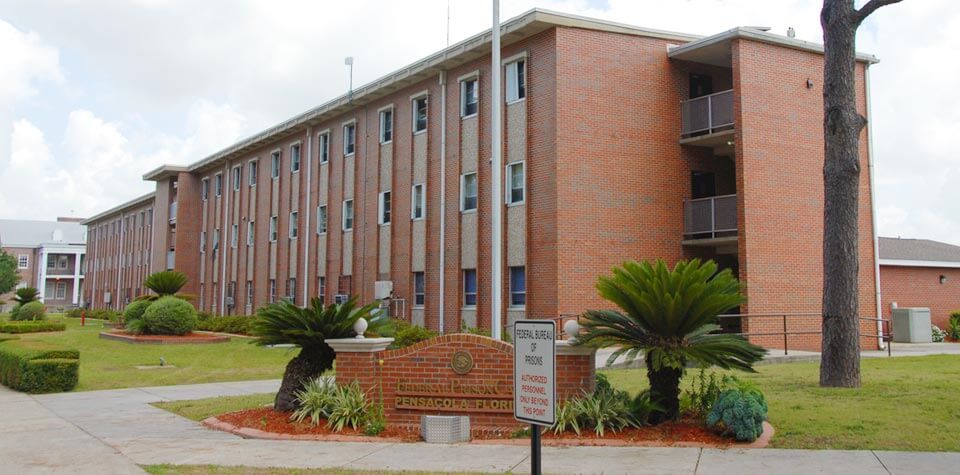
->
[[856, 0, 904, 24]]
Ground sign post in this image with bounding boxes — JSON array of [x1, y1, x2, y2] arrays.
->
[[513, 320, 556, 475]]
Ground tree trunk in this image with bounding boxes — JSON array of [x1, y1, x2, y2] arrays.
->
[[819, 0, 901, 388], [274, 345, 334, 412], [646, 357, 683, 424]]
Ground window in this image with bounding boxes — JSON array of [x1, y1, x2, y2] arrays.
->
[[230, 224, 238, 248], [200, 231, 206, 253], [342, 200, 354, 231], [461, 173, 478, 211], [343, 123, 356, 155], [47, 255, 56, 269], [247, 221, 255, 246], [379, 109, 393, 143], [413, 271, 425, 307], [147, 209, 153, 225], [461, 78, 478, 117], [271, 151, 281, 179], [59, 255, 69, 269], [269, 279, 276, 303], [507, 162, 525, 204], [269, 216, 278, 242], [201, 178, 209, 200], [18, 255, 28, 269], [287, 278, 297, 302], [55, 282, 67, 300], [413, 96, 428, 133], [378, 191, 391, 225], [510, 266, 526, 307], [463, 269, 477, 307], [246, 280, 253, 306], [317, 205, 328, 234], [318, 133, 329, 163], [289, 211, 299, 239], [411, 184, 425, 220], [506, 59, 526, 102], [290, 143, 301, 172], [212, 229, 220, 252], [214, 174, 223, 197], [315, 276, 325, 305], [248, 160, 258, 186], [232, 166, 241, 191]]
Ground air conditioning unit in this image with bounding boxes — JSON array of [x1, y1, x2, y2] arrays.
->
[[104, 292, 112, 304], [374, 281, 394, 299], [225, 297, 235, 307], [334, 294, 349, 304]]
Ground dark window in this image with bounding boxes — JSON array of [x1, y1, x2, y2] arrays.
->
[[319, 133, 329, 163], [290, 144, 301, 172], [413, 96, 428, 133], [510, 266, 526, 307], [248, 161, 258, 186], [461, 79, 478, 117], [380, 109, 393, 143], [271, 151, 280, 179], [344, 124, 356, 155], [214, 174, 222, 197], [463, 269, 477, 307], [413, 272, 425, 307]]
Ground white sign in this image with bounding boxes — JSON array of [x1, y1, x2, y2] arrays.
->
[[513, 320, 556, 426]]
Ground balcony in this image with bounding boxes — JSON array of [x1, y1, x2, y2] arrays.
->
[[169, 201, 178, 224], [680, 89, 734, 152], [683, 194, 737, 246]]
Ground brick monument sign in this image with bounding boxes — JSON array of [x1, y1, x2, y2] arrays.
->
[[328, 333, 596, 429]]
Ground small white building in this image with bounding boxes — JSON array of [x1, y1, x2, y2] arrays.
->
[[0, 218, 87, 310]]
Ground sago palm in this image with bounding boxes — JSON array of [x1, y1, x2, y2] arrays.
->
[[577, 259, 766, 423], [144, 271, 188, 296], [13, 287, 40, 304], [251, 296, 392, 412]]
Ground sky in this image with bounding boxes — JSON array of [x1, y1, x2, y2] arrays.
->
[[0, 0, 957, 244]]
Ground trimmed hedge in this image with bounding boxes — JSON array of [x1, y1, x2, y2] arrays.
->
[[0, 321, 66, 334], [142, 296, 197, 335], [196, 313, 256, 335], [0, 339, 79, 393], [10, 301, 46, 321]]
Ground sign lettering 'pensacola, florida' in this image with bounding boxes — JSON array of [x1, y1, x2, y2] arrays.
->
[[513, 320, 556, 426], [394, 379, 513, 413]]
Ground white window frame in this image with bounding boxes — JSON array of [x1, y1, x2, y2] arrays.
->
[[378, 106, 393, 144], [246, 280, 253, 306], [463, 269, 477, 308], [246, 221, 255, 246], [290, 142, 301, 173], [232, 166, 242, 191], [58, 255, 69, 269], [270, 150, 281, 179], [460, 75, 479, 118], [506, 161, 526, 205], [411, 183, 425, 220], [200, 231, 206, 253], [318, 131, 330, 164], [248, 159, 258, 186], [55, 281, 67, 300], [343, 121, 356, 156], [505, 56, 527, 103], [411, 92, 428, 134], [214, 173, 223, 197], [269, 279, 276, 303], [230, 224, 238, 248], [378, 190, 392, 225], [342, 200, 354, 231], [317, 205, 328, 235], [289, 211, 299, 239], [413, 271, 425, 308], [201, 178, 210, 201], [269, 216, 278, 242], [510, 266, 526, 308], [17, 255, 28, 269], [460, 172, 478, 212]]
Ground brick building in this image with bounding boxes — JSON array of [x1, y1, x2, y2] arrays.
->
[[0, 218, 87, 311], [82, 10, 883, 350], [879, 237, 960, 331]]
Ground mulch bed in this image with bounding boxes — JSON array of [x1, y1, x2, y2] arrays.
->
[[99, 330, 230, 344], [204, 407, 772, 448]]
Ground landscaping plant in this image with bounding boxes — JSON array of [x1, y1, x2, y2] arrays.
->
[[576, 259, 766, 423], [291, 377, 338, 425], [932, 325, 946, 343], [11, 301, 46, 322], [388, 319, 437, 349], [143, 271, 188, 298], [251, 296, 392, 412], [13, 287, 40, 305], [140, 296, 198, 335], [0, 250, 19, 295], [325, 381, 371, 431], [949, 312, 960, 341], [685, 369, 725, 418], [123, 299, 153, 334], [706, 386, 768, 442]]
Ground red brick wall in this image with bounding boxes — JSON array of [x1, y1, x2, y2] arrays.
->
[[334, 334, 594, 429], [881, 265, 960, 330]]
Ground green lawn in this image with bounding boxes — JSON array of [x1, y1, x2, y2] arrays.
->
[[4, 317, 293, 391], [154, 393, 275, 421], [144, 465, 490, 475], [601, 354, 960, 451]]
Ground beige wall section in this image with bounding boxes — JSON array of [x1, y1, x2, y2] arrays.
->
[[413, 132, 428, 183], [411, 126, 427, 274], [212, 192, 222, 283], [342, 230, 353, 275], [507, 309, 526, 328], [507, 205, 526, 266], [461, 118, 479, 172], [200, 199, 209, 281], [460, 212, 478, 269], [319, 165, 330, 205], [344, 156, 355, 198], [380, 144, 392, 185], [246, 191, 256, 281], [317, 234, 327, 275], [289, 173, 300, 280], [151, 180, 172, 273], [460, 308, 477, 329], [412, 308, 425, 327], [412, 220, 426, 272], [378, 226, 391, 275], [230, 188, 240, 281], [269, 176, 279, 280], [506, 102, 526, 163]]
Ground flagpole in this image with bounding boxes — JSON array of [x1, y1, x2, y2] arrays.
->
[[490, 0, 503, 340]]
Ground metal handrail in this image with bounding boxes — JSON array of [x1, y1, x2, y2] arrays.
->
[[683, 194, 737, 238], [680, 89, 734, 137], [718, 313, 892, 356]]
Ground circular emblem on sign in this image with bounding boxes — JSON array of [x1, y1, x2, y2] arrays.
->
[[451, 351, 474, 375]]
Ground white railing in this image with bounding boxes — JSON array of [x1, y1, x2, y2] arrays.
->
[[680, 89, 734, 137], [169, 201, 178, 224], [684, 194, 737, 239]]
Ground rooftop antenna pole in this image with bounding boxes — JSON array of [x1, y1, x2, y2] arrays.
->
[[446, 0, 451, 46], [345, 56, 354, 102], [490, 0, 503, 341]]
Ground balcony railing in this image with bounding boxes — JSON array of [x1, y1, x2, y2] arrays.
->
[[684, 194, 737, 240], [680, 89, 734, 138], [169, 201, 178, 224]]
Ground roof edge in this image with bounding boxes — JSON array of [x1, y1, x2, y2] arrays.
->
[[668, 26, 879, 64], [143, 165, 189, 181], [879, 258, 960, 269], [81, 192, 157, 225]]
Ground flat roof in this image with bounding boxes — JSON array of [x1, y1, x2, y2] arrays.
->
[[80, 192, 156, 225], [668, 26, 879, 66]]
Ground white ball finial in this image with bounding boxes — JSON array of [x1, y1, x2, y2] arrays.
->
[[564, 319, 580, 342], [353, 317, 368, 339]]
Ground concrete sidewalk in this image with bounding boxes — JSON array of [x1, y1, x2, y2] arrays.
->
[[3, 380, 959, 474]]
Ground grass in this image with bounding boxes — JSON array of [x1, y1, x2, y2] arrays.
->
[[143, 465, 492, 475], [601, 354, 960, 451], [154, 393, 275, 421], [5, 316, 293, 391]]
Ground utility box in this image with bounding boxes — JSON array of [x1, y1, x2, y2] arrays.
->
[[421, 415, 470, 443], [891, 307, 932, 343]]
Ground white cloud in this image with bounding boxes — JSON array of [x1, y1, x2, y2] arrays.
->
[[0, 19, 62, 111]]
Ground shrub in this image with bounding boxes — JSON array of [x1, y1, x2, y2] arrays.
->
[[684, 369, 725, 418], [949, 312, 960, 340], [64, 308, 82, 319], [363, 403, 387, 436], [144, 271, 188, 296], [325, 381, 371, 431], [553, 376, 645, 436], [0, 339, 79, 393], [0, 321, 66, 334], [11, 301, 46, 322], [291, 377, 338, 425], [461, 325, 513, 343], [123, 300, 153, 334], [707, 388, 768, 442], [141, 296, 197, 335], [196, 313, 256, 335], [13, 287, 40, 305], [389, 319, 438, 349], [932, 325, 946, 343]]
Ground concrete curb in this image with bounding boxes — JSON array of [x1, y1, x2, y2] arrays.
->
[[99, 331, 231, 344], [201, 416, 406, 442]]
